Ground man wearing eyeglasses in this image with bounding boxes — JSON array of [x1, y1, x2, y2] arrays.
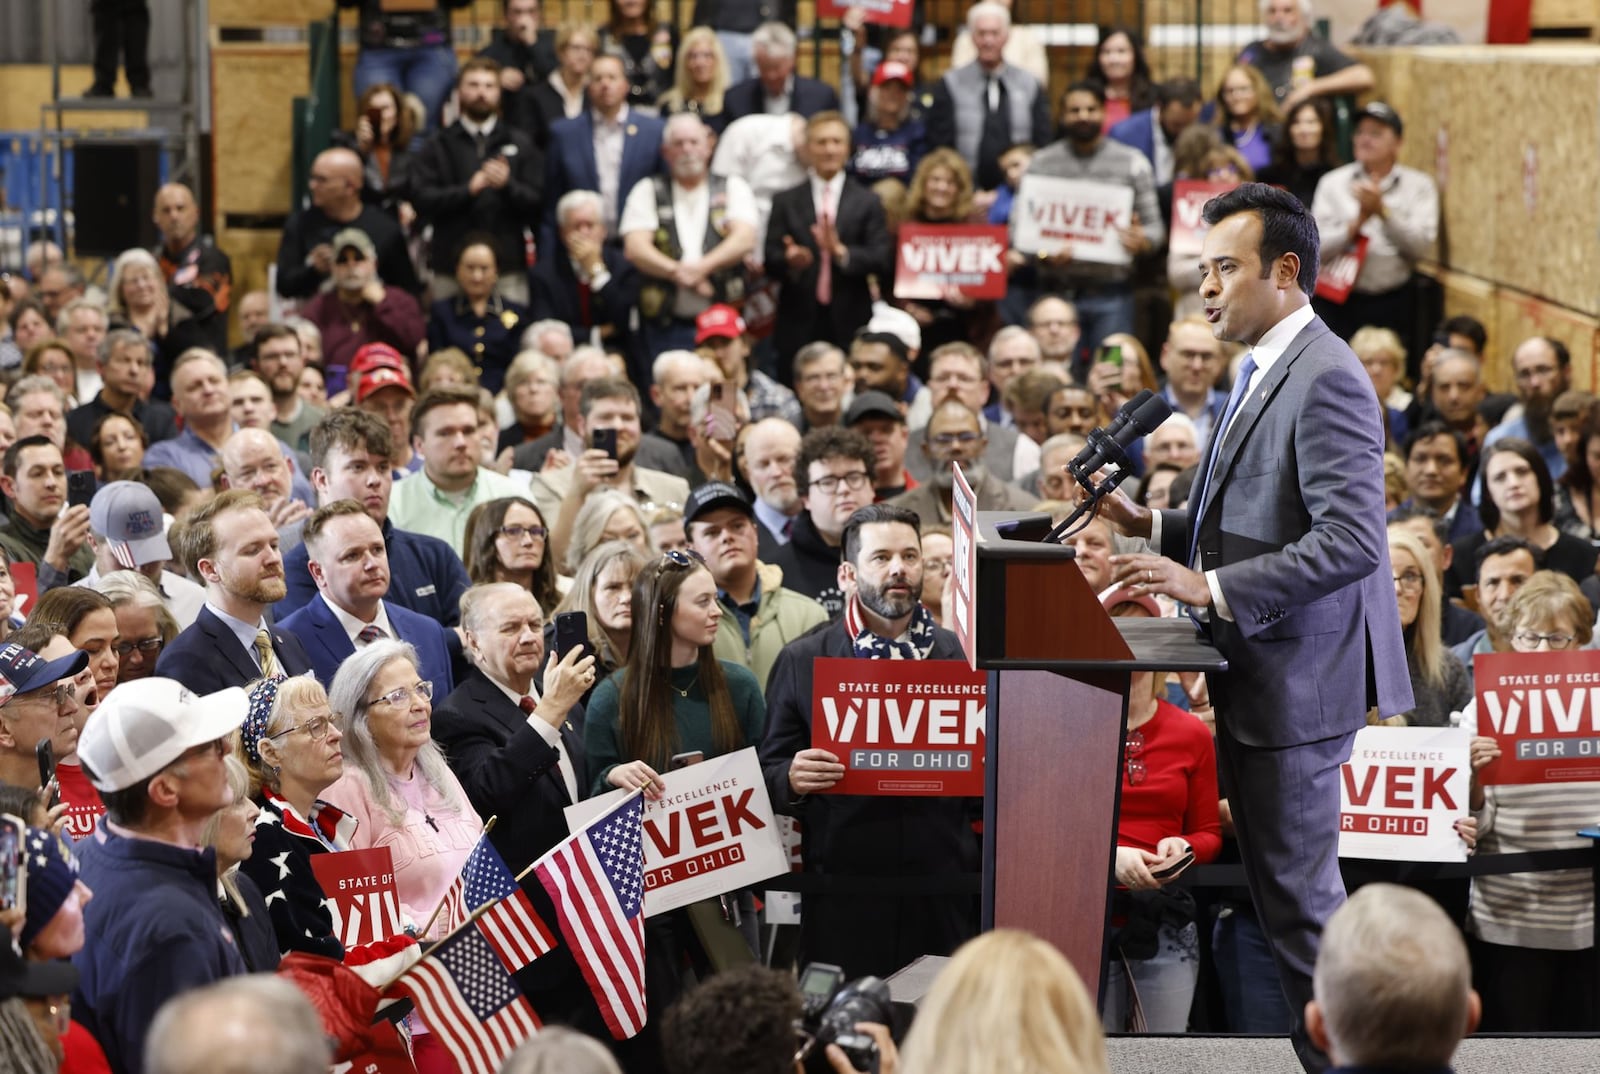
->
[[905, 342, 1039, 486], [890, 400, 1036, 528], [281, 500, 456, 697], [769, 427, 877, 618], [76, 482, 206, 630], [0, 639, 90, 793], [155, 490, 313, 694], [73, 677, 250, 1074], [275, 148, 419, 302]]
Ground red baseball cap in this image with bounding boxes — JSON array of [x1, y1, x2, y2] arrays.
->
[[350, 342, 408, 376], [353, 364, 415, 404], [872, 62, 914, 87], [695, 304, 747, 345]]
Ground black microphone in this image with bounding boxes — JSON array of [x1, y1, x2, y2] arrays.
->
[[1067, 390, 1173, 489]]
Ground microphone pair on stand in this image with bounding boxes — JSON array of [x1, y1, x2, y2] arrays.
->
[[1043, 390, 1172, 545]]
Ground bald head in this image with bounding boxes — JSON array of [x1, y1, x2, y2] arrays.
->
[[310, 149, 364, 210], [153, 183, 200, 248], [220, 427, 296, 507], [146, 975, 331, 1074]]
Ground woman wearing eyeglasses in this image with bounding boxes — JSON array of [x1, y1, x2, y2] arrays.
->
[[1386, 531, 1470, 729], [91, 570, 180, 686], [237, 675, 366, 961], [585, 550, 767, 1000], [1460, 572, 1600, 1031], [465, 496, 563, 613], [324, 640, 481, 1074]]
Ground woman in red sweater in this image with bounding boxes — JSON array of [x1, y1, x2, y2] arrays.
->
[[1101, 588, 1221, 1033]]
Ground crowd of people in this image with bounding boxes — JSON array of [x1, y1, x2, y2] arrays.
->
[[0, 0, 1583, 1072]]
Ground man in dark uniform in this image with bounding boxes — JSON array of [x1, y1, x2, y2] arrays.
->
[[760, 503, 979, 978]]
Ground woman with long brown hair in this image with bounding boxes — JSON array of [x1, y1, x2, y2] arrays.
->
[[583, 549, 766, 1004], [464, 495, 562, 612]]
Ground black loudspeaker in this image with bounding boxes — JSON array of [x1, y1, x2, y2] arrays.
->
[[73, 141, 162, 258]]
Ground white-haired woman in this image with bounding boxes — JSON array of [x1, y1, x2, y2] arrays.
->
[[106, 247, 225, 398], [565, 488, 652, 574]]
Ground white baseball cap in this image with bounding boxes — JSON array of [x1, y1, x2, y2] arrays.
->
[[78, 678, 247, 792]]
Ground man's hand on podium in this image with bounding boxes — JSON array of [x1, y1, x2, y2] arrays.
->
[[1109, 552, 1211, 610]]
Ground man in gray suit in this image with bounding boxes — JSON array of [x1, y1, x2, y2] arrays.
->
[[1102, 183, 1412, 1073]]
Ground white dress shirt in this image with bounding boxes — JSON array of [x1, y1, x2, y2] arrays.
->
[[325, 596, 397, 649], [592, 105, 631, 232], [489, 675, 579, 802]]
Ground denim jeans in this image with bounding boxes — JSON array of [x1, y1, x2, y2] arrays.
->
[[1211, 904, 1294, 1033], [1102, 920, 1199, 1033], [354, 45, 458, 133], [717, 32, 756, 85], [1072, 286, 1137, 354]]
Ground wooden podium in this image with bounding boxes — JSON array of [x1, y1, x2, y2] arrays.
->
[[950, 495, 1226, 999]]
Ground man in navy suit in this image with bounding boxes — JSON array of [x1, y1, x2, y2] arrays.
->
[[721, 21, 840, 124], [541, 51, 664, 256], [156, 489, 314, 693], [1107, 77, 1204, 188], [1105, 184, 1412, 1073], [764, 112, 892, 386], [279, 500, 455, 694], [431, 582, 599, 1028], [529, 189, 639, 357]]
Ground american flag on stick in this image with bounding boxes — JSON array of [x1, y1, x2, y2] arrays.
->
[[531, 791, 647, 1039], [389, 926, 542, 1074], [446, 835, 555, 970]]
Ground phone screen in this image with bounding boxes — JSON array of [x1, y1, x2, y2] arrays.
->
[[0, 814, 24, 914]]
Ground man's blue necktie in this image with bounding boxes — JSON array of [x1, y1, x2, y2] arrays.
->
[[1187, 353, 1257, 569]]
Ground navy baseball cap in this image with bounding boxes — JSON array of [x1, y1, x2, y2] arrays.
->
[[683, 481, 753, 526]]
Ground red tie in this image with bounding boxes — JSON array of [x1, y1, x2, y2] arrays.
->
[[577, 280, 592, 328], [520, 696, 537, 714], [816, 206, 833, 305]]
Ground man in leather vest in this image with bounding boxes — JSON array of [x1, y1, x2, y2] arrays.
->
[[621, 113, 758, 367]]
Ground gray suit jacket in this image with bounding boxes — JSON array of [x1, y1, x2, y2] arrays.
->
[[1159, 314, 1413, 748]]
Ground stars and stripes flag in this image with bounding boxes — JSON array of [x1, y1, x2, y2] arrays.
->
[[533, 792, 647, 1039], [389, 926, 541, 1074], [447, 835, 556, 970]]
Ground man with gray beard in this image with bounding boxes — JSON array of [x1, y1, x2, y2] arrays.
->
[[622, 112, 757, 359], [889, 399, 1036, 527]]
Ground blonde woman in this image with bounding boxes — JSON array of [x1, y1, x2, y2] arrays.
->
[[1387, 530, 1470, 728], [564, 488, 651, 573], [659, 26, 730, 135], [899, 929, 1109, 1074]]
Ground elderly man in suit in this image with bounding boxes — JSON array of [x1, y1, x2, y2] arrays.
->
[[1104, 183, 1412, 1074], [279, 500, 455, 694], [765, 111, 892, 387], [541, 50, 664, 256], [431, 582, 600, 1028], [721, 21, 839, 123], [528, 189, 639, 354], [155, 489, 314, 692]]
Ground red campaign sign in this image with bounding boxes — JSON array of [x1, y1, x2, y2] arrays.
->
[[893, 224, 1009, 301], [1168, 180, 1236, 258], [309, 847, 405, 948], [816, 0, 913, 28], [1314, 235, 1368, 304], [9, 562, 36, 620], [811, 657, 987, 796], [1475, 649, 1600, 785]]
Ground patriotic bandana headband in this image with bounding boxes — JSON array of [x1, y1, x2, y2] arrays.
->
[[243, 677, 282, 766]]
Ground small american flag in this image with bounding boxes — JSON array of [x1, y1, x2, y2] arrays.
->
[[534, 793, 646, 1039], [391, 927, 541, 1074], [447, 835, 556, 971]]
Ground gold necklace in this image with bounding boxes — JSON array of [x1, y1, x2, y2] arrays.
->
[[672, 668, 700, 697]]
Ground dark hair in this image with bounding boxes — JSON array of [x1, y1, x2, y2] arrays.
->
[[1168, 463, 1199, 509], [409, 385, 482, 442], [1200, 182, 1321, 297], [841, 503, 921, 566], [1474, 534, 1541, 580], [1271, 97, 1341, 172], [662, 965, 802, 1074], [95, 776, 154, 827], [1477, 438, 1555, 531], [1562, 412, 1600, 503], [355, 81, 416, 151], [0, 784, 45, 827], [1438, 316, 1487, 357], [1157, 77, 1203, 107], [1061, 79, 1106, 106], [616, 556, 742, 771], [1132, 461, 1184, 509], [88, 411, 148, 476], [1386, 503, 1450, 547], [578, 376, 642, 420], [1527, 336, 1572, 371], [794, 427, 875, 497], [8, 297, 47, 334], [1083, 25, 1154, 109], [851, 330, 909, 365], [453, 233, 501, 271], [31, 585, 114, 641], [142, 466, 201, 515], [458, 56, 502, 86], [1401, 421, 1469, 469], [251, 323, 301, 357], [463, 496, 560, 611], [310, 408, 394, 472], [2, 434, 58, 479]]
